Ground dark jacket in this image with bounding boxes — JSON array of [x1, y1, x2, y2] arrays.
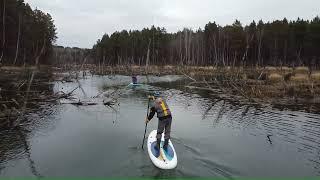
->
[[132, 76, 137, 84]]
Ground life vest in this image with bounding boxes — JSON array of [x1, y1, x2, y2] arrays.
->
[[154, 98, 171, 118]]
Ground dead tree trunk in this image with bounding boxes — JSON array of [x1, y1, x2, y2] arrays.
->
[[13, 14, 21, 65], [146, 39, 151, 67], [0, 0, 6, 64], [283, 40, 288, 67], [213, 33, 218, 66], [185, 30, 188, 65], [35, 39, 46, 67], [257, 28, 264, 67], [188, 30, 192, 65], [22, 48, 26, 66], [179, 33, 182, 65], [242, 34, 254, 67], [145, 39, 151, 83]]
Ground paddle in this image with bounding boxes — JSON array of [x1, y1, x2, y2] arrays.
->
[[141, 98, 151, 150]]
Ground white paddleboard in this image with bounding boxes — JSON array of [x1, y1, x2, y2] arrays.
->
[[147, 130, 177, 169]]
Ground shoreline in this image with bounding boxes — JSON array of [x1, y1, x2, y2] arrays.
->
[[51, 64, 320, 109], [1, 65, 320, 109]]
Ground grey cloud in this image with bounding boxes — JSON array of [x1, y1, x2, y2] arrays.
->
[[25, 0, 320, 48]]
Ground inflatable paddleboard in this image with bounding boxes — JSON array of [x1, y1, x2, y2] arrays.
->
[[127, 83, 143, 88], [147, 130, 177, 169]]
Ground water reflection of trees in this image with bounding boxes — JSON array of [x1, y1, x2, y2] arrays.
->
[[0, 129, 41, 177], [101, 82, 320, 175], [0, 104, 59, 176], [0, 76, 58, 177], [172, 91, 320, 175], [0, 103, 58, 176]]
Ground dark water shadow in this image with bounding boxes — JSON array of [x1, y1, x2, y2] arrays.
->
[[0, 128, 42, 177]]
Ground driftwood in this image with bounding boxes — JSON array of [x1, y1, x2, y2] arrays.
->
[[179, 69, 196, 82], [181, 69, 261, 104], [103, 100, 116, 106], [0, 82, 79, 127], [185, 86, 222, 93], [62, 101, 98, 106]]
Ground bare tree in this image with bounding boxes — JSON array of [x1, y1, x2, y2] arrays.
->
[[0, 0, 6, 64], [179, 32, 182, 65], [146, 39, 151, 67], [35, 39, 46, 68], [257, 28, 264, 66], [23, 48, 26, 66], [242, 33, 254, 67], [184, 30, 188, 65], [13, 14, 21, 65]]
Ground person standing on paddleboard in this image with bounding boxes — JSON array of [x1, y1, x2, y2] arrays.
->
[[132, 75, 138, 84], [145, 91, 172, 151]]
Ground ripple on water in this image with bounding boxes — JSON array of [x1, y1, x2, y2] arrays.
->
[[1, 75, 320, 177], [194, 156, 241, 178], [175, 88, 320, 176]]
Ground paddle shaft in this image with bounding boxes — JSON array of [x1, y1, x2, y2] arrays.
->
[[142, 98, 151, 150]]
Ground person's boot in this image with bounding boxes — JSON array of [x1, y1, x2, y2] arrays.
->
[[156, 138, 161, 151], [163, 139, 169, 150]]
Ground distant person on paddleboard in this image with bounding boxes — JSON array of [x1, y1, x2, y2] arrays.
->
[[132, 75, 138, 84], [145, 91, 172, 151]]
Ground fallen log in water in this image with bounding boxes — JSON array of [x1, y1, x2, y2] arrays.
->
[[185, 86, 222, 93], [61, 101, 98, 106]]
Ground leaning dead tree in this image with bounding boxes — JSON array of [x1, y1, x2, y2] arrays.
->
[[34, 39, 46, 68], [13, 14, 21, 65]]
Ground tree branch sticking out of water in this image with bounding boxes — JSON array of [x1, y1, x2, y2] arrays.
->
[[179, 68, 196, 82], [15, 71, 35, 127]]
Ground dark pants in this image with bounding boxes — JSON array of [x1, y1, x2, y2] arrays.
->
[[156, 116, 172, 140]]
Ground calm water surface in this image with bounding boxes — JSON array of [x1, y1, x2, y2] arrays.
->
[[0, 75, 319, 178]]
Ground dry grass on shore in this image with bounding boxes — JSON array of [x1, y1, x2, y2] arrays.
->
[[290, 73, 309, 82], [51, 64, 320, 83], [311, 71, 320, 81], [4, 64, 319, 83], [268, 73, 283, 82]]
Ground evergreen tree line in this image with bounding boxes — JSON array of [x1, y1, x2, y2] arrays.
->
[[0, 0, 57, 65], [92, 17, 320, 68]]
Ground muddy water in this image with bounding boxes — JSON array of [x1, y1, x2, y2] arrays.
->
[[0, 75, 319, 177]]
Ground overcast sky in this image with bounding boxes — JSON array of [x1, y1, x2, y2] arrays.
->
[[25, 0, 320, 48]]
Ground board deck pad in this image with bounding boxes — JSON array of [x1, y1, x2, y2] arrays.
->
[[151, 142, 160, 158], [161, 141, 174, 161], [147, 130, 177, 169]]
